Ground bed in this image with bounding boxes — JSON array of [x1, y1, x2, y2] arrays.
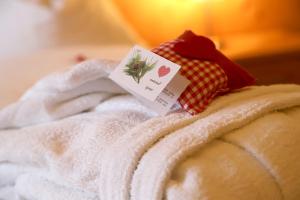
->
[[0, 47, 300, 200]]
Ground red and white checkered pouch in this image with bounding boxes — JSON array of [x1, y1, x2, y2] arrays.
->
[[152, 31, 255, 115]]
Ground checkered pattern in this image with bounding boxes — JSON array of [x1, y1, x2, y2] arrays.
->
[[152, 39, 229, 115]]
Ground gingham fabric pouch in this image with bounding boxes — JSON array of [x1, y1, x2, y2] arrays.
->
[[152, 31, 255, 115]]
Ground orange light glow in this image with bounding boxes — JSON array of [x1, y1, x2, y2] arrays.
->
[[110, 0, 211, 46], [107, 0, 300, 47]]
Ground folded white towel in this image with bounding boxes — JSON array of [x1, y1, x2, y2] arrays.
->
[[0, 59, 127, 129], [0, 58, 300, 200], [98, 84, 300, 200], [0, 59, 158, 199]]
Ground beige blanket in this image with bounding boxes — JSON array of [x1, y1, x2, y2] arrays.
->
[[0, 60, 299, 200]]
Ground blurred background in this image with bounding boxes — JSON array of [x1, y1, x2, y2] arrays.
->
[[1, 0, 300, 57], [0, 0, 300, 107], [0, 0, 133, 58]]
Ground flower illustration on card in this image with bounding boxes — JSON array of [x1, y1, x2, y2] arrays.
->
[[124, 50, 157, 84]]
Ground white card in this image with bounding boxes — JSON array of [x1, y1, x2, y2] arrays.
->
[[146, 73, 190, 115], [109, 45, 181, 101]]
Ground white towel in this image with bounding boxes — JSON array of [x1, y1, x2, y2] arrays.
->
[[0, 58, 160, 200], [0, 58, 300, 200], [98, 84, 300, 200], [0, 59, 128, 129]]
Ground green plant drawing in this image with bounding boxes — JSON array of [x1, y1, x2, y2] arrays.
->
[[124, 50, 157, 84]]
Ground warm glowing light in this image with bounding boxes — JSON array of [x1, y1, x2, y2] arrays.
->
[[67, 0, 300, 48], [107, 0, 250, 47], [109, 0, 211, 46], [191, 0, 208, 2]]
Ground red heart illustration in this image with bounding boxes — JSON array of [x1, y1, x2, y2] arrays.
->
[[158, 66, 170, 77]]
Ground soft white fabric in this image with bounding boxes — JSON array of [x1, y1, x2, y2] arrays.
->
[[0, 59, 157, 200], [0, 59, 127, 129], [165, 109, 300, 200], [0, 59, 300, 200], [100, 85, 300, 200]]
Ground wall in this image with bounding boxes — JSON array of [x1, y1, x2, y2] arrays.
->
[[0, 0, 132, 59], [212, 0, 300, 35]]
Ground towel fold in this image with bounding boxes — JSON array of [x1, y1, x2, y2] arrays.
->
[[0, 59, 127, 129]]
